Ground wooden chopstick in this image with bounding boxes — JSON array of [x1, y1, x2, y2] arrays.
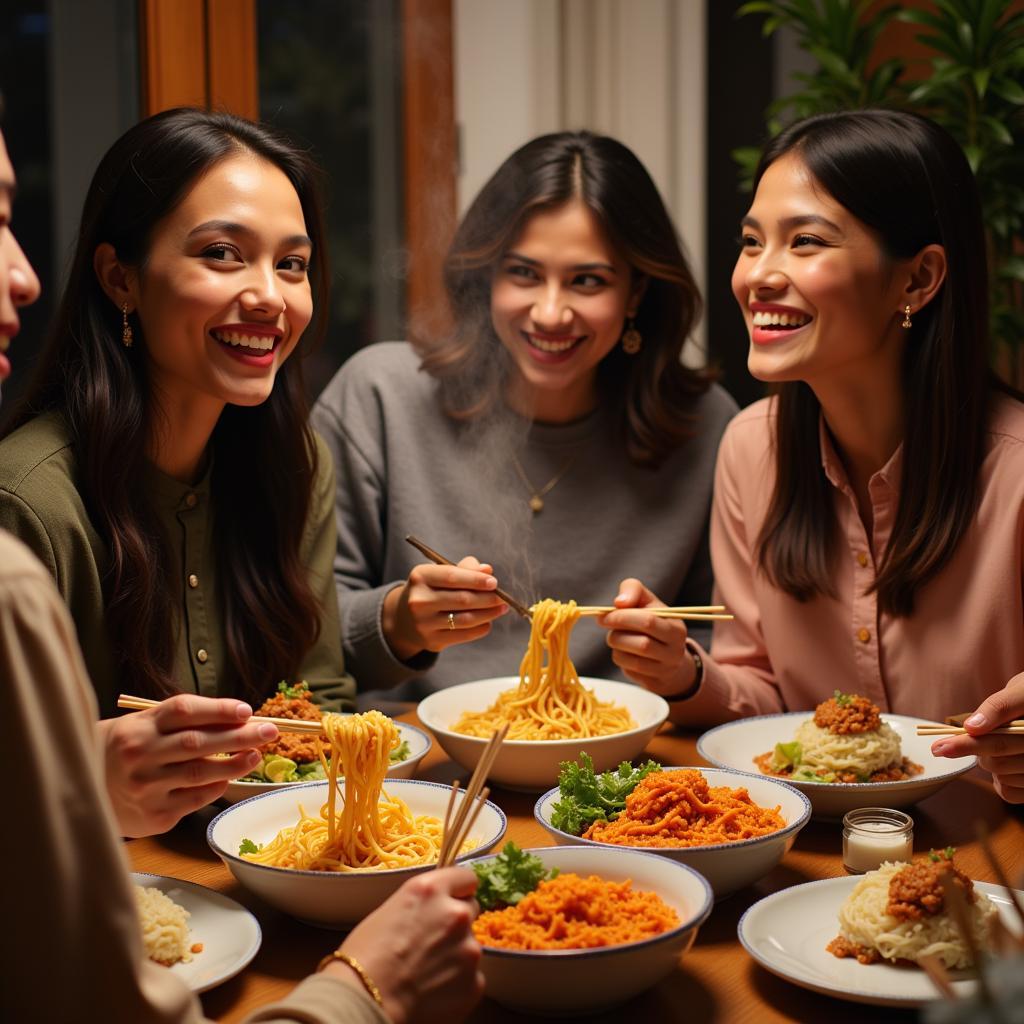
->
[[438, 723, 508, 867], [916, 725, 1024, 736], [574, 606, 734, 621], [116, 694, 324, 736], [405, 535, 533, 621], [916, 954, 957, 1001], [975, 821, 1024, 942], [940, 874, 994, 1007], [575, 605, 726, 613]]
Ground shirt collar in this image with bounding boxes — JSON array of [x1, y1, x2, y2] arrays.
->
[[144, 454, 214, 512], [818, 412, 903, 496]]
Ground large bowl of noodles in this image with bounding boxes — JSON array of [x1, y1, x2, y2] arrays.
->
[[534, 766, 811, 899], [418, 677, 670, 791], [697, 713, 977, 818], [207, 779, 506, 927], [467, 844, 713, 1014]]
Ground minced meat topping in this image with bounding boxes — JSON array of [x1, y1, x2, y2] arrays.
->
[[886, 858, 975, 922], [813, 693, 882, 734], [255, 684, 324, 764]]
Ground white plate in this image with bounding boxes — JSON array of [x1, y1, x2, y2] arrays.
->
[[697, 713, 977, 818], [221, 720, 431, 804], [131, 872, 261, 993], [738, 876, 1023, 1007]]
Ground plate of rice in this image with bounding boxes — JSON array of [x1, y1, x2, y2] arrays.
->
[[132, 872, 261, 993], [697, 699, 977, 818]]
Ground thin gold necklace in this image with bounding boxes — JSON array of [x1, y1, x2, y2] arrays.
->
[[511, 454, 575, 514]]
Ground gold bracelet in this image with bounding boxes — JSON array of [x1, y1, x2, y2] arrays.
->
[[316, 949, 385, 1009]]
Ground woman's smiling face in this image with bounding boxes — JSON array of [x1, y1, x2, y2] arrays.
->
[[490, 198, 641, 423], [129, 152, 313, 412], [732, 152, 911, 388]]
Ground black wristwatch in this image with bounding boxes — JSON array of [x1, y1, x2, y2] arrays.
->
[[666, 639, 704, 703]]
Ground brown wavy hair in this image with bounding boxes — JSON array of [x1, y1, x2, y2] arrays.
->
[[753, 110, 1006, 616], [1, 108, 330, 702], [416, 131, 712, 468]]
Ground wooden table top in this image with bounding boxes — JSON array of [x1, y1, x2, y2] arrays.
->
[[127, 714, 1024, 1024]]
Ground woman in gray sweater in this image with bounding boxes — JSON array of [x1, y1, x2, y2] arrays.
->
[[313, 132, 737, 706]]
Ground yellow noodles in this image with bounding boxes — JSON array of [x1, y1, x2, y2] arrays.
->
[[452, 599, 635, 740], [240, 710, 444, 871]]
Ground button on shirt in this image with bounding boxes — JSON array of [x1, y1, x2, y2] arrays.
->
[[678, 395, 1024, 725]]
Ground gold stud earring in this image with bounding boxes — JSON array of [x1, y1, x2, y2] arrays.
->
[[901, 305, 912, 329], [621, 317, 642, 355], [122, 303, 133, 347]]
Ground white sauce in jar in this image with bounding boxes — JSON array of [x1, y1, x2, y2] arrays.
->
[[842, 808, 914, 873]]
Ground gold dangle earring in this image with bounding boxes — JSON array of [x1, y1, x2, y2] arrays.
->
[[121, 303, 134, 347], [901, 305, 912, 330], [621, 317, 642, 355]]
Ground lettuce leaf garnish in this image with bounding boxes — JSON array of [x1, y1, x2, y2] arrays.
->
[[770, 741, 802, 772]]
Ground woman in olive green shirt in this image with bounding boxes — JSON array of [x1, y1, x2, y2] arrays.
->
[[0, 109, 354, 827]]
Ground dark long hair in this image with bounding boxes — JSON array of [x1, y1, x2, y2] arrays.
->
[[1, 108, 330, 701], [754, 110, 993, 615], [417, 131, 711, 467]]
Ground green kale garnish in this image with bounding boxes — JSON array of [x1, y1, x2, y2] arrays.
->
[[833, 689, 853, 707], [238, 838, 261, 855], [928, 846, 956, 862], [473, 842, 558, 911], [549, 752, 662, 836]]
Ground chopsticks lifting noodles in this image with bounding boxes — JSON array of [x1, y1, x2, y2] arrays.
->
[[116, 694, 324, 735], [438, 722, 509, 868], [405, 534, 533, 621], [916, 722, 1024, 737]]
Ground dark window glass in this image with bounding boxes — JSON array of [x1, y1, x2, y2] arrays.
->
[[257, 0, 405, 401]]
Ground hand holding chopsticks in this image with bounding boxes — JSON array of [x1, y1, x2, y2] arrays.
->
[[106, 692, 283, 838], [438, 723, 508, 867]]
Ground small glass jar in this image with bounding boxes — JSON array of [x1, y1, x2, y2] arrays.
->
[[842, 807, 914, 874]]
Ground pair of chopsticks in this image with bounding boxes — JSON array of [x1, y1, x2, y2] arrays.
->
[[405, 535, 734, 622], [575, 605, 733, 622], [116, 694, 324, 735], [437, 723, 508, 867], [916, 721, 1024, 737]]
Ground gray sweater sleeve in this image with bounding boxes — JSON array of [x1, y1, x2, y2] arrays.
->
[[311, 365, 437, 691]]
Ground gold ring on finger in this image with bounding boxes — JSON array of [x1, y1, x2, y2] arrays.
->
[[448, 612, 456, 630]]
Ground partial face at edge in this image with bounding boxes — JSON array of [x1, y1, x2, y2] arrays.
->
[[128, 152, 314, 411], [0, 129, 42, 383], [731, 152, 911, 388]]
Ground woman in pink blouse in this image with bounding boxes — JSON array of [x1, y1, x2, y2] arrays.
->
[[598, 110, 1024, 802]]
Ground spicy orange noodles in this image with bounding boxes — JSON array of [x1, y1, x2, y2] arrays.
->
[[583, 769, 785, 848], [472, 872, 679, 950]]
